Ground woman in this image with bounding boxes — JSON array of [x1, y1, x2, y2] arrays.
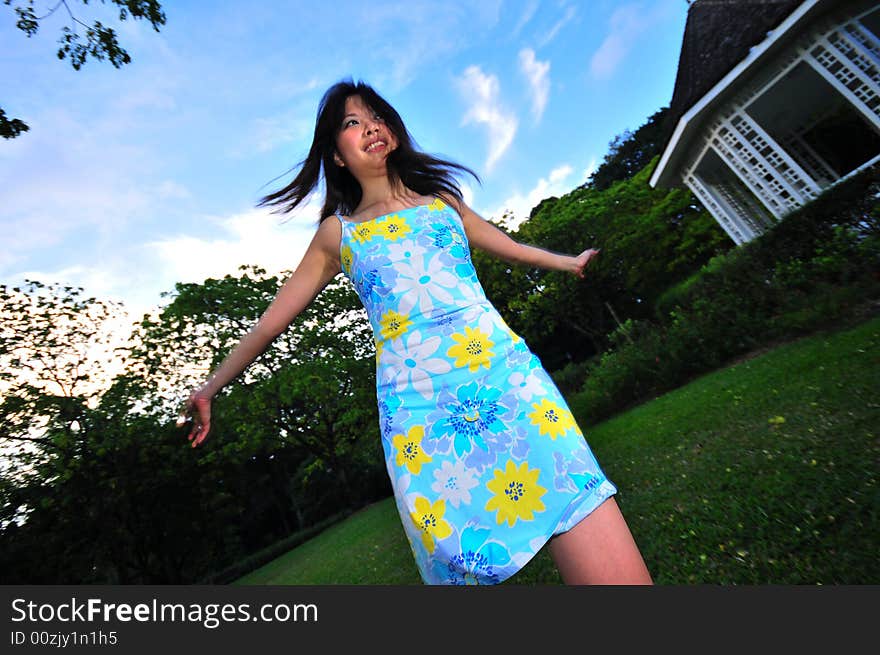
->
[[182, 78, 652, 585]]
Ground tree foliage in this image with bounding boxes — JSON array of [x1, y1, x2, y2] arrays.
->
[[475, 157, 732, 371], [0, 280, 126, 464], [1, 268, 389, 583], [129, 266, 385, 558], [0, 282, 215, 583], [2, 0, 166, 139], [584, 107, 670, 191]]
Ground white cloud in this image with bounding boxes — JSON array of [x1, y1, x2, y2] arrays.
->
[[519, 48, 551, 123], [456, 65, 518, 173], [9, 196, 326, 321], [460, 183, 475, 209], [248, 112, 312, 155], [537, 4, 577, 48], [582, 158, 599, 185], [549, 164, 573, 184], [157, 180, 192, 200], [0, 108, 164, 273], [480, 163, 577, 230], [512, 0, 540, 38], [350, 1, 502, 91], [271, 77, 323, 99], [0, 96, 317, 317], [148, 199, 322, 303], [590, 3, 664, 80]]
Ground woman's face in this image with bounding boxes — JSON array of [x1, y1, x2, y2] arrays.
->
[[333, 95, 398, 174]]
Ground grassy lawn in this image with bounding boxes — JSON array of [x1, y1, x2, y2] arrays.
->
[[235, 315, 879, 585]]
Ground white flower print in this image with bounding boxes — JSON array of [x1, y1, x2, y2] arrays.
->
[[463, 304, 497, 336], [386, 239, 428, 265], [393, 252, 459, 315], [383, 330, 452, 400], [508, 370, 545, 402], [431, 459, 479, 508]]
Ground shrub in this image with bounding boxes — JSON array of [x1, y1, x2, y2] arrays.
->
[[571, 164, 880, 424]]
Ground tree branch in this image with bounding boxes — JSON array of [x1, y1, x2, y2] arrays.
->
[[60, 0, 90, 32], [0, 432, 64, 454], [36, 0, 65, 21]]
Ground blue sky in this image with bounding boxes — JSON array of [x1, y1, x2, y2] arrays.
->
[[1, 0, 689, 318]]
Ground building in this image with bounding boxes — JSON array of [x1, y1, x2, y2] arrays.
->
[[650, 0, 880, 244]]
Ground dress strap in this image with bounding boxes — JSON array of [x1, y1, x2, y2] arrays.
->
[[333, 214, 346, 256]]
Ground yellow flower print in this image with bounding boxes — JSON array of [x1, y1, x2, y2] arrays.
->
[[379, 309, 413, 341], [377, 214, 412, 241], [447, 326, 495, 372], [427, 197, 446, 211], [340, 245, 354, 274], [375, 337, 383, 366], [410, 496, 452, 554], [392, 425, 432, 475], [527, 398, 577, 440], [485, 460, 547, 527], [353, 221, 380, 244]]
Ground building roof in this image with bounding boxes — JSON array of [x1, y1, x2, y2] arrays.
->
[[663, 0, 804, 141], [650, 0, 842, 188]]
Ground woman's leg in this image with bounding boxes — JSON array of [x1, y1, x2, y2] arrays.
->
[[548, 497, 653, 585]]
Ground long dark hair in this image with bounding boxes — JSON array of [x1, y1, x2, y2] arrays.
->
[[257, 77, 481, 221]]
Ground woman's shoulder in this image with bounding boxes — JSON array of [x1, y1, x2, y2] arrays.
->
[[315, 212, 342, 230], [312, 213, 343, 252], [436, 191, 465, 216]]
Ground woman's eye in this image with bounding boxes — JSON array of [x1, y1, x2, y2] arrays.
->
[[343, 114, 381, 128]]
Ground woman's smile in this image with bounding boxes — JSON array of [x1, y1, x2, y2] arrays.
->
[[336, 95, 398, 169]]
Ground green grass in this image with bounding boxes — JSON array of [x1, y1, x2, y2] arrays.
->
[[235, 316, 880, 585], [234, 496, 421, 585]]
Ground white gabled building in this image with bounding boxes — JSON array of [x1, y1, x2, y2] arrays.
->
[[650, 0, 880, 245]]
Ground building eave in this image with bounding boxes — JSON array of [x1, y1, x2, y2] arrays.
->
[[650, 0, 837, 189]]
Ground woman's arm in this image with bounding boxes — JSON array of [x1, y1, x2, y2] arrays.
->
[[181, 217, 342, 447], [442, 195, 600, 278]]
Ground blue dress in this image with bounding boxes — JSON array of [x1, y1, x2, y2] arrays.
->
[[335, 198, 616, 584]]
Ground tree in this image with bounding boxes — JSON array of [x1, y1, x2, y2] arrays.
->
[[2, 0, 166, 139], [475, 157, 731, 371], [0, 279, 125, 462], [585, 107, 670, 191], [129, 265, 385, 525], [0, 371, 247, 583], [0, 273, 383, 583], [129, 265, 373, 409]]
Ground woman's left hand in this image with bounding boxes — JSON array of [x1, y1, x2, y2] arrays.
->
[[570, 248, 600, 278]]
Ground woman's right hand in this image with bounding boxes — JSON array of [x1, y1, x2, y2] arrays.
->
[[173, 215, 342, 450], [178, 388, 213, 448]]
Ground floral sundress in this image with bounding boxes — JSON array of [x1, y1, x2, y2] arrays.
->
[[335, 198, 617, 584]]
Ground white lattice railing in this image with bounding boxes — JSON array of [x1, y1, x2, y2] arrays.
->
[[779, 132, 839, 185], [809, 28, 880, 123], [845, 18, 880, 63], [708, 116, 788, 219], [677, 3, 880, 244], [684, 173, 750, 245]]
